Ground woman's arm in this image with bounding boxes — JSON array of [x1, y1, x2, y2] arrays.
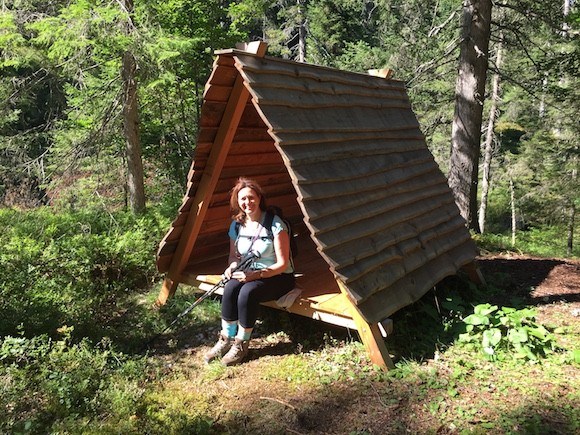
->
[[259, 229, 290, 278], [224, 239, 238, 278], [231, 228, 291, 282]]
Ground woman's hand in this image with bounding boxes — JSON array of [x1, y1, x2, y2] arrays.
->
[[231, 270, 261, 282], [224, 262, 238, 279]]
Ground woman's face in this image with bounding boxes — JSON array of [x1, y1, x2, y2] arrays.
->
[[238, 187, 260, 217]]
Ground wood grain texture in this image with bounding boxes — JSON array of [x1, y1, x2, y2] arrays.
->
[[157, 50, 478, 324]]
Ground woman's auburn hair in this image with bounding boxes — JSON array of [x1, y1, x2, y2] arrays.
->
[[230, 177, 267, 223]]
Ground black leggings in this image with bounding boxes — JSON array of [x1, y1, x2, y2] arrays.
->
[[221, 273, 295, 328]]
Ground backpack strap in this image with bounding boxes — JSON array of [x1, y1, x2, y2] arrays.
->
[[263, 211, 275, 240], [234, 212, 274, 239]]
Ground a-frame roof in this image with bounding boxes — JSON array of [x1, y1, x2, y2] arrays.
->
[[156, 46, 478, 324]]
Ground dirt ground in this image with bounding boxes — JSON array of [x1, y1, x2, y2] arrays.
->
[[477, 254, 580, 324], [478, 254, 579, 302], [162, 254, 579, 434]]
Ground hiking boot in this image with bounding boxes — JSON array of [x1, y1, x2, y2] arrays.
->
[[221, 338, 250, 366], [204, 333, 233, 363]]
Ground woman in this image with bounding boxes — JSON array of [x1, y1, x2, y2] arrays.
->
[[204, 177, 295, 365]]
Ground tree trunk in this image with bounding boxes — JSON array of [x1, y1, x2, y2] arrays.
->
[[568, 165, 577, 256], [567, 202, 575, 257], [510, 178, 516, 247], [448, 0, 492, 231], [478, 35, 503, 233], [297, 0, 306, 62], [121, 0, 145, 214], [539, 73, 548, 119]]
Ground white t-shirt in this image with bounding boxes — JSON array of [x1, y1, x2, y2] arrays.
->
[[228, 213, 294, 274]]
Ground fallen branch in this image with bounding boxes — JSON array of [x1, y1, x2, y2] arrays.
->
[[259, 396, 296, 411]]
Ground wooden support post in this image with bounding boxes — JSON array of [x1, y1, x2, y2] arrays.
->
[[156, 77, 249, 305], [337, 281, 395, 370], [155, 276, 178, 307]]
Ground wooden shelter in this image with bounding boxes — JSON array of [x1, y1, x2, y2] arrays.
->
[[155, 42, 482, 369]]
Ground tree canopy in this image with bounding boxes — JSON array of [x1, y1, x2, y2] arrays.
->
[[1, 0, 578, 249]]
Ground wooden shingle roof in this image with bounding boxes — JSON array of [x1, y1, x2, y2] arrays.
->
[[156, 46, 478, 324]]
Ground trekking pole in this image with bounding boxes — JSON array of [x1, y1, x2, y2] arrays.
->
[[143, 251, 260, 350]]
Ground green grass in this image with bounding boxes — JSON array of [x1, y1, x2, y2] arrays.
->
[[474, 225, 580, 259]]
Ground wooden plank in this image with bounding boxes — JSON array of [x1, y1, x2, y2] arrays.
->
[[297, 166, 441, 218], [234, 41, 268, 57], [275, 128, 424, 147], [237, 102, 269, 128], [311, 292, 352, 316], [227, 140, 277, 155], [342, 234, 476, 304], [279, 138, 426, 166], [337, 280, 394, 369], [156, 253, 172, 274], [238, 59, 406, 97], [311, 183, 453, 243], [235, 54, 406, 92], [193, 151, 283, 170], [198, 126, 273, 143], [206, 64, 238, 87], [355, 244, 478, 323], [313, 191, 455, 252], [291, 158, 436, 193], [461, 261, 486, 286], [203, 84, 233, 103], [289, 151, 434, 188], [156, 72, 251, 306], [219, 163, 288, 180], [322, 203, 466, 270], [197, 127, 218, 144], [199, 101, 261, 129], [161, 226, 184, 244], [193, 275, 356, 330], [214, 172, 292, 194], [341, 222, 473, 294], [258, 105, 421, 135], [247, 83, 410, 109], [284, 142, 429, 169]]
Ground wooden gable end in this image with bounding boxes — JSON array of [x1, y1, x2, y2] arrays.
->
[[156, 50, 334, 295]]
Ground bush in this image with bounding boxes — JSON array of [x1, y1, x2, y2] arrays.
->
[[0, 206, 169, 340], [0, 332, 148, 433]]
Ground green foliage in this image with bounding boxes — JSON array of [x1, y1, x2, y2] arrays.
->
[[0, 206, 168, 340], [0, 332, 148, 434], [333, 40, 391, 72], [475, 225, 580, 259], [458, 304, 558, 361]]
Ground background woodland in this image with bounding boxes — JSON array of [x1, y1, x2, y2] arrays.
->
[[1, 2, 579, 434], [1, 0, 578, 246]]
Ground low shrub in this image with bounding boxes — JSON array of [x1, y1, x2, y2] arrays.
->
[[458, 303, 559, 361], [0, 206, 168, 341], [0, 331, 148, 434]]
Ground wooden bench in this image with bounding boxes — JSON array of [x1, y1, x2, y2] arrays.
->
[[180, 231, 395, 368]]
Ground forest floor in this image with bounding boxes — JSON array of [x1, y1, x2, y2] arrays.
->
[[478, 254, 579, 337], [150, 254, 579, 434]]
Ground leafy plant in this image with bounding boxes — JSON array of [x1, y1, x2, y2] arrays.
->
[[0, 331, 149, 434], [458, 303, 558, 361], [0, 206, 168, 341]]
